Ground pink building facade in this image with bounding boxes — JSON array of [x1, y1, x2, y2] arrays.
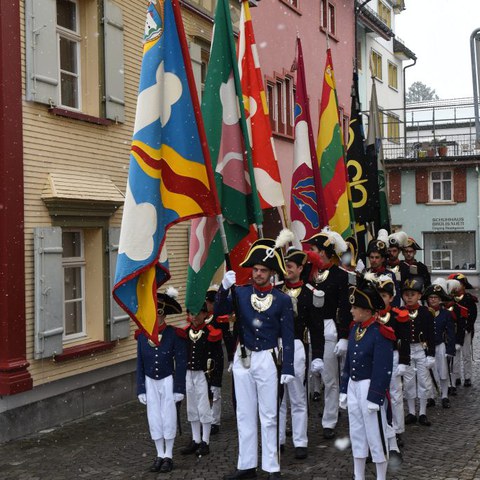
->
[[250, 0, 356, 205]]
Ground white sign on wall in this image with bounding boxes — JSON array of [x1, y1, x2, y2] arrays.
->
[[431, 217, 465, 231]]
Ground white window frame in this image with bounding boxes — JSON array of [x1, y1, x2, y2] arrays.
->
[[429, 170, 453, 202], [62, 229, 86, 342], [56, 0, 82, 110], [431, 249, 452, 270]]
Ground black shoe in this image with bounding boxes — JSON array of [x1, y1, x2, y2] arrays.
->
[[312, 391, 321, 402], [464, 378, 472, 387], [442, 397, 451, 408], [323, 428, 335, 439], [196, 441, 210, 457], [211, 424, 220, 435], [160, 458, 173, 473], [267, 473, 281, 480], [388, 450, 403, 469], [405, 413, 417, 425], [426, 398, 435, 408], [396, 434, 404, 448], [280, 444, 285, 453], [149, 457, 163, 472], [448, 386, 457, 396], [294, 447, 308, 459], [223, 468, 257, 480], [181, 440, 200, 455], [418, 414, 431, 426], [455, 378, 461, 386]]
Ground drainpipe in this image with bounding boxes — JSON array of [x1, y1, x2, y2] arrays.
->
[[470, 28, 480, 147], [403, 58, 416, 157], [476, 166, 480, 278]]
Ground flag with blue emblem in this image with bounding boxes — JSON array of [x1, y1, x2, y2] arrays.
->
[[113, 0, 217, 342]]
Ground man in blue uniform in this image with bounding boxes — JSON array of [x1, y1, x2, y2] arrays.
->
[[136, 287, 187, 473], [340, 274, 394, 480], [215, 238, 295, 480]]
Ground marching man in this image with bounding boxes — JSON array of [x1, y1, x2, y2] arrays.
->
[[215, 233, 295, 480], [136, 287, 187, 473]]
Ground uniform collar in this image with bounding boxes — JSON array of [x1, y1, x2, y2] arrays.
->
[[158, 322, 167, 333], [360, 317, 376, 329], [406, 303, 420, 311], [285, 280, 303, 288], [379, 305, 391, 316], [254, 283, 274, 293]]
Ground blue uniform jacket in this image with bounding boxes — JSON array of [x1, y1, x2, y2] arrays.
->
[[432, 308, 456, 356], [136, 325, 187, 396], [214, 285, 295, 376], [340, 320, 393, 406]]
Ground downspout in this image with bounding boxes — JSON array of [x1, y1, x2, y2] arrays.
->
[[476, 166, 480, 279], [470, 28, 480, 147], [403, 58, 416, 157]]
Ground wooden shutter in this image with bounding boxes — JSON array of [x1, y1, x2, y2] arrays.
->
[[108, 227, 130, 340], [103, 0, 125, 122], [415, 168, 428, 203], [25, 0, 59, 105], [34, 227, 64, 359], [454, 167, 466, 202]]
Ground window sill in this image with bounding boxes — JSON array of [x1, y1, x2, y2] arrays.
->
[[54, 340, 116, 362], [319, 27, 339, 42], [426, 201, 457, 205], [49, 107, 115, 126], [279, 0, 302, 15], [272, 131, 295, 142]]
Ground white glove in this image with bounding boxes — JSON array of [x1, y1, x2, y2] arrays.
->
[[339, 393, 348, 409], [137, 393, 147, 405], [221, 270, 236, 289], [227, 361, 233, 373], [395, 363, 407, 377], [355, 259, 366, 273], [210, 386, 221, 401], [455, 344, 462, 352], [367, 401, 380, 413], [310, 358, 324, 374], [334, 339, 349, 357], [174, 393, 184, 403], [280, 374, 295, 385], [425, 356, 436, 369]]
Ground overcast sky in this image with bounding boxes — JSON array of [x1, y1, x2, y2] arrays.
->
[[396, 0, 480, 100]]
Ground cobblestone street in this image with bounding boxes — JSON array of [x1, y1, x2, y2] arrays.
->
[[2, 334, 480, 480]]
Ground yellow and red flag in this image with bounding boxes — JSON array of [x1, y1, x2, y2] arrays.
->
[[316, 49, 353, 238]]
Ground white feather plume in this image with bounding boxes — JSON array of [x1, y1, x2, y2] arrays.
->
[[378, 274, 393, 284], [446, 279, 461, 295], [377, 229, 389, 244], [388, 231, 408, 248], [363, 272, 377, 283], [274, 228, 295, 249], [328, 231, 348, 256], [165, 286, 179, 299], [432, 277, 448, 292]]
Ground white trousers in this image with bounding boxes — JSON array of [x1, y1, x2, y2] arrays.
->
[[186, 370, 213, 424], [233, 348, 279, 473], [211, 387, 222, 425], [321, 319, 339, 429], [279, 339, 307, 447], [347, 379, 388, 463], [145, 375, 177, 440], [389, 351, 405, 435], [403, 343, 432, 400], [434, 343, 449, 381], [462, 332, 473, 380]]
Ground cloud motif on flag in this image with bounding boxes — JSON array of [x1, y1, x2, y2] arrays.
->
[[118, 183, 157, 261], [220, 76, 240, 126], [133, 61, 182, 134]]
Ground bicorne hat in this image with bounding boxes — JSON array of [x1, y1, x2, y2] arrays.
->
[[448, 272, 473, 289], [157, 287, 182, 315], [349, 273, 385, 312], [240, 238, 287, 275], [401, 275, 424, 294]]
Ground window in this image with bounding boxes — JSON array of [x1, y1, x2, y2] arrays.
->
[[386, 112, 400, 143], [320, 0, 336, 35], [388, 62, 398, 90], [62, 230, 86, 340], [430, 170, 453, 202], [424, 232, 476, 271], [357, 41, 362, 70], [371, 50, 382, 80], [339, 106, 349, 147], [378, 0, 391, 28], [186, 0, 241, 28], [25, 0, 125, 121], [266, 73, 295, 137]]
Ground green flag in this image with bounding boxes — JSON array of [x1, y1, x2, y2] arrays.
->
[[185, 0, 262, 314]]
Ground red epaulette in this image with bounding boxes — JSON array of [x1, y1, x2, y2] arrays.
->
[[458, 305, 469, 319], [207, 324, 223, 342], [392, 307, 409, 323], [379, 324, 396, 341], [134, 329, 142, 340], [216, 315, 230, 324]]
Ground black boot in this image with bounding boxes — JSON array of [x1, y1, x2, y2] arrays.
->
[[442, 397, 451, 409], [426, 398, 435, 408], [181, 440, 200, 455], [464, 378, 472, 387], [223, 468, 257, 480], [149, 457, 163, 472], [196, 441, 210, 457], [160, 458, 173, 473], [419, 414, 431, 426]]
